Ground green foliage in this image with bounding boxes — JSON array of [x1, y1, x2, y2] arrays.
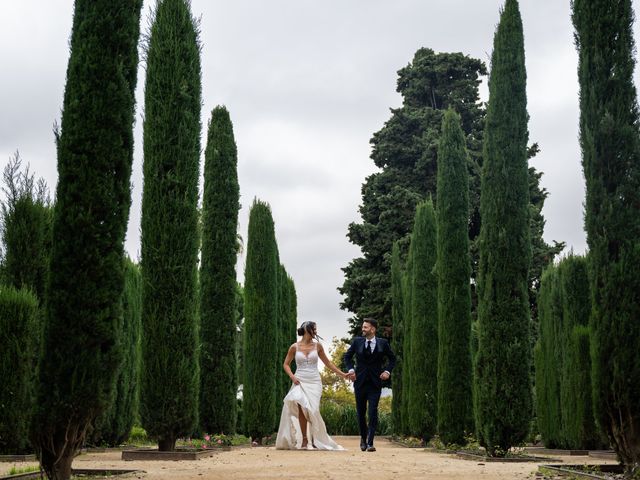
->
[[1, 153, 51, 300], [535, 266, 563, 448], [199, 106, 240, 435], [243, 200, 278, 440], [0, 286, 39, 454], [407, 200, 438, 441], [390, 241, 404, 435], [91, 259, 142, 447], [320, 395, 392, 436], [400, 243, 414, 436], [140, 0, 201, 452], [535, 256, 605, 450], [340, 48, 487, 337], [436, 109, 473, 444], [31, 0, 142, 477], [276, 265, 296, 417], [474, 0, 532, 456], [573, 0, 640, 468]]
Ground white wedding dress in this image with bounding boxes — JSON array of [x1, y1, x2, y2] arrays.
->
[[275, 343, 345, 450]]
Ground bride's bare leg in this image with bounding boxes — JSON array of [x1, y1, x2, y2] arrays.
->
[[298, 404, 308, 447]]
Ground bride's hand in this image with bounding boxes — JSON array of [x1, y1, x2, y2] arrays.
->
[[291, 376, 301, 385]]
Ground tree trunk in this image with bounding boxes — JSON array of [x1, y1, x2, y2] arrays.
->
[[158, 436, 176, 452]]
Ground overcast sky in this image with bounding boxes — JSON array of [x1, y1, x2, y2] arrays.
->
[[2, 1, 636, 346]]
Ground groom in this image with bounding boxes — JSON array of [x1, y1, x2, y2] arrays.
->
[[344, 318, 396, 452]]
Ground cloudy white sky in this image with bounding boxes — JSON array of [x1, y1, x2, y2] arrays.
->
[[2, 1, 636, 346]]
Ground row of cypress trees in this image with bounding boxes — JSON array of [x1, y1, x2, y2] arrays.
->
[[534, 254, 604, 450], [393, 0, 532, 456]]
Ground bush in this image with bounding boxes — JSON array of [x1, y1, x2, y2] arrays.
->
[[0, 286, 39, 454]]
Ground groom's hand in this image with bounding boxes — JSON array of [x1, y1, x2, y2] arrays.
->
[[380, 371, 390, 381], [346, 372, 356, 381]]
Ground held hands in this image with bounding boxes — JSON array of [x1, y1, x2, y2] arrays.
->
[[346, 371, 356, 382], [379, 371, 390, 381]]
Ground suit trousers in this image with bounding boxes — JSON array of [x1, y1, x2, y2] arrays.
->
[[354, 381, 381, 446]]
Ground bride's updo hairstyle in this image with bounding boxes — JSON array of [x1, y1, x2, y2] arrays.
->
[[297, 321, 322, 340]]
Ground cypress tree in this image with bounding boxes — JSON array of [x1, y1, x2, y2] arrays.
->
[[0, 286, 39, 454], [243, 200, 278, 441], [31, 1, 142, 476], [534, 266, 563, 448], [573, 0, 640, 468], [559, 255, 601, 449], [475, 0, 532, 456], [407, 199, 438, 441], [436, 109, 472, 445], [390, 241, 404, 435], [1, 153, 51, 300], [91, 258, 142, 446], [400, 244, 414, 436], [140, 0, 201, 451], [199, 106, 240, 434], [276, 265, 295, 410]]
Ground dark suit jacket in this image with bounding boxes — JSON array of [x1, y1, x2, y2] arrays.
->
[[343, 336, 396, 391]]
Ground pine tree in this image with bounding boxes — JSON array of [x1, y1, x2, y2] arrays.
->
[[573, 0, 640, 468], [407, 199, 438, 441], [0, 286, 39, 454], [30, 1, 142, 477], [243, 200, 278, 441], [140, 0, 201, 452], [390, 241, 404, 435], [436, 109, 472, 445], [474, 0, 532, 456], [91, 258, 142, 446], [199, 106, 240, 434]]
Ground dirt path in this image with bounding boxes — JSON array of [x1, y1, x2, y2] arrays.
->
[[0, 437, 618, 479]]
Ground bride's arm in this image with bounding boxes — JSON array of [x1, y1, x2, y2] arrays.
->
[[283, 344, 300, 384], [317, 343, 347, 377]]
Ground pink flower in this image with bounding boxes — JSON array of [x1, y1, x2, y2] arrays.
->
[[204, 435, 211, 442], [217, 439, 223, 444]]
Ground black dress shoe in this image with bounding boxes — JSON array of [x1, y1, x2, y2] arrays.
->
[[366, 445, 376, 452], [360, 439, 367, 451]]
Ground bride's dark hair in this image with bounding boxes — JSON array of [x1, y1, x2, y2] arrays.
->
[[297, 321, 322, 340]]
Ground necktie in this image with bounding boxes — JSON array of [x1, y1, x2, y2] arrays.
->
[[367, 340, 372, 354]]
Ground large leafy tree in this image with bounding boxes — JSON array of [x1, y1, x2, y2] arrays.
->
[[573, 0, 640, 469], [339, 48, 562, 341], [30, 1, 142, 477], [340, 48, 485, 337], [200, 106, 240, 434], [436, 109, 472, 445], [243, 200, 278, 441], [140, 0, 202, 452], [474, 0, 532, 456]]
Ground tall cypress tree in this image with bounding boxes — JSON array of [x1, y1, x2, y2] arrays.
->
[[475, 0, 532, 456], [436, 109, 472, 445], [199, 106, 240, 434], [407, 199, 438, 441], [30, 1, 142, 477], [91, 258, 142, 446], [276, 264, 294, 412], [243, 200, 278, 441], [140, 0, 201, 452], [400, 244, 414, 436], [573, 0, 640, 468], [534, 265, 563, 448], [390, 241, 404, 435]]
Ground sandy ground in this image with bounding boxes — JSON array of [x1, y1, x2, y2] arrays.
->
[[0, 437, 618, 480]]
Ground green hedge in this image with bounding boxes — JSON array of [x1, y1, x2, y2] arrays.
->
[[320, 400, 391, 436], [0, 286, 39, 454]]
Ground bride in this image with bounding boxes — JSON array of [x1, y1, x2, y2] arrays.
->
[[275, 321, 347, 450]]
